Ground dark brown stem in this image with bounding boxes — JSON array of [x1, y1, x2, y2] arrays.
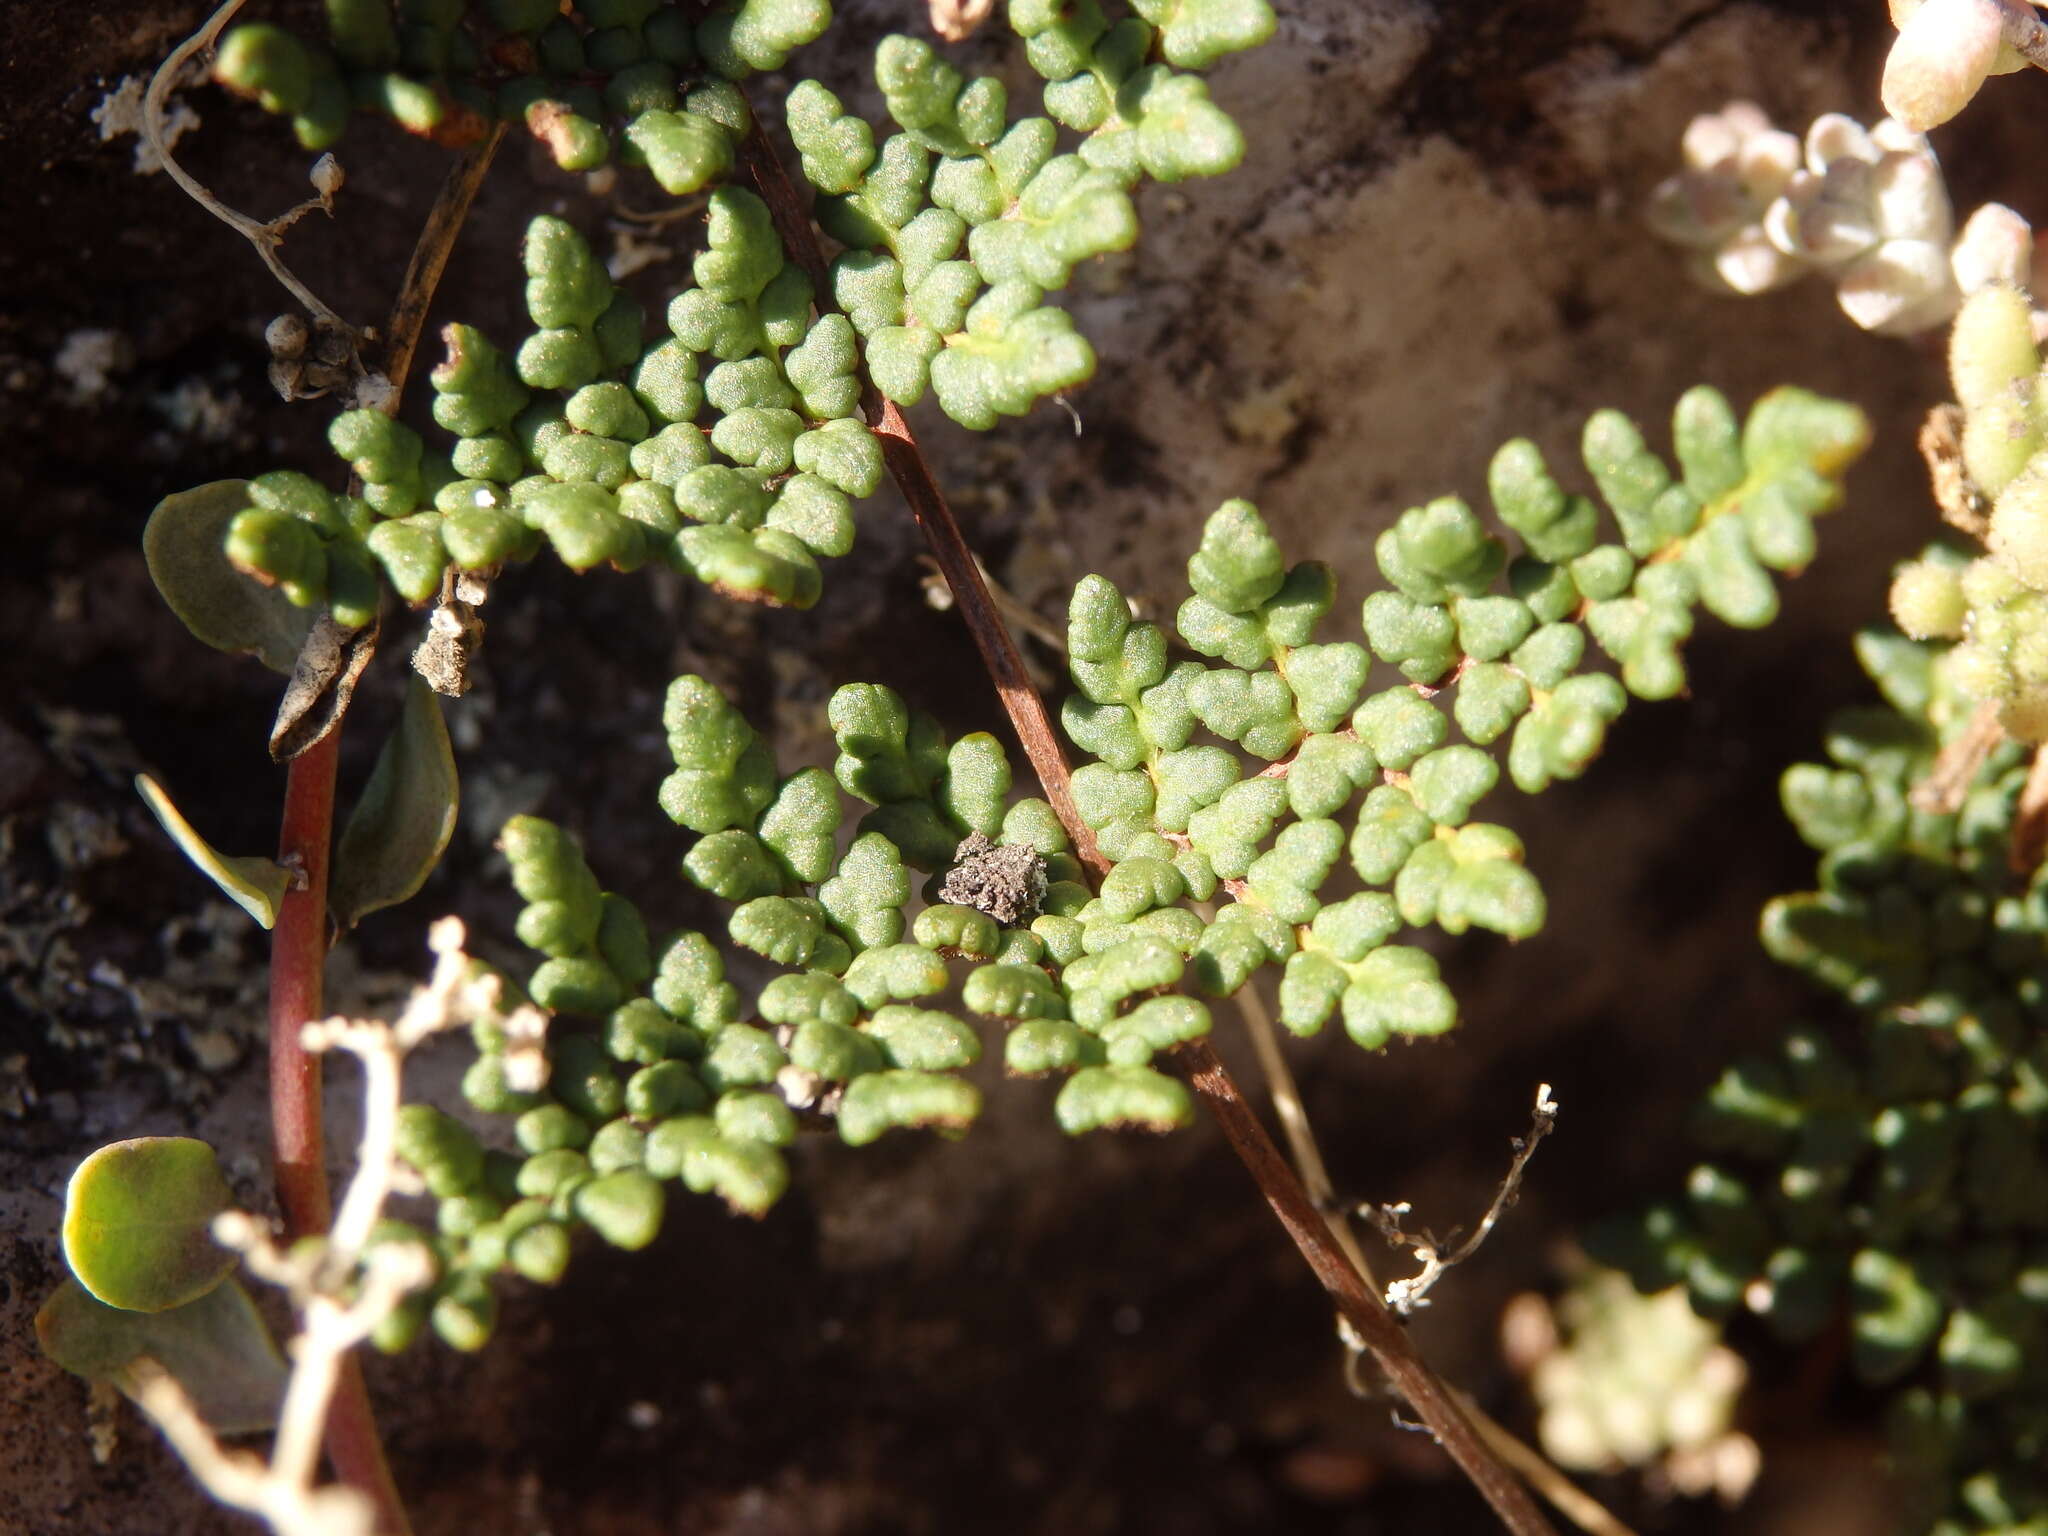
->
[[1183, 1040, 1557, 1536], [378, 124, 508, 392], [738, 109, 1105, 877], [737, 102, 1548, 1533], [872, 398, 1107, 877], [263, 126, 504, 1536]]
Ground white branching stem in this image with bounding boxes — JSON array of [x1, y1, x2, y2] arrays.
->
[[144, 0, 353, 334], [130, 1363, 378, 1536], [129, 918, 519, 1536], [1228, 994, 1633, 1536], [1369, 1084, 1560, 1316]]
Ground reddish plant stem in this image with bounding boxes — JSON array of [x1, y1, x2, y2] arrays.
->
[[737, 104, 1550, 1534], [261, 125, 503, 1536], [270, 733, 341, 1239], [270, 730, 407, 1532]]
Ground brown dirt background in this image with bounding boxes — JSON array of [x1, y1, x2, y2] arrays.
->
[[3, 2, 2041, 1533]]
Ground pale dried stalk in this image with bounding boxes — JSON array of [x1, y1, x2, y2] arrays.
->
[[1913, 699, 2004, 814], [130, 920, 527, 1536], [144, 0, 352, 334], [1212, 949, 1376, 1280], [1369, 1085, 1559, 1316], [1229, 991, 1631, 1536], [2009, 743, 2048, 873]]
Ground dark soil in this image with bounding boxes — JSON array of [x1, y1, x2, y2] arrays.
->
[[1, 3, 2025, 1534]]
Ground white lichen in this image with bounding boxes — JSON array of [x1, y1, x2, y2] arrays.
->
[[53, 329, 135, 403], [91, 73, 198, 175], [153, 376, 243, 443]]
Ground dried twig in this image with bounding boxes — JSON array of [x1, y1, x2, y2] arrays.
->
[[138, 921, 517, 1536], [1248, 1018, 1630, 1536], [1912, 699, 2004, 814], [1917, 404, 1990, 539], [1185, 1041, 1560, 1535], [1369, 1085, 1560, 1316], [377, 125, 508, 400], [1459, 1394, 1641, 1536], [2010, 744, 2048, 873], [917, 553, 1071, 658], [144, 0, 352, 334]]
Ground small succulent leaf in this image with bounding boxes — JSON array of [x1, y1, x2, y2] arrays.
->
[[729, 895, 827, 967], [929, 283, 1095, 429], [573, 1169, 666, 1249], [939, 733, 1012, 837], [683, 829, 786, 902], [1340, 946, 1457, 1050], [396, 1104, 487, 1197], [842, 942, 951, 1009], [1353, 686, 1447, 771], [1005, 1017, 1089, 1074], [1131, 0, 1277, 68], [863, 1004, 982, 1071], [964, 962, 1068, 1020], [1377, 496, 1504, 604], [1188, 498, 1285, 612], [502, 815, 604, 956], [787, 78, 877, 192], [661, 675, 777, 832], [1284, 642, 1369, 734], [1284, 732, 1377, 819], [1850, 1246, 1945, 1385]]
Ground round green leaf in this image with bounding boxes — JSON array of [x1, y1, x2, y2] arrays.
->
[[144, 480, 314, 675], [62, 1138, 238, 1313]]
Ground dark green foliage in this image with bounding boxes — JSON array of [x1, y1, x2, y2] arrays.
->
[[1604, 616, 2048, 1533]]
